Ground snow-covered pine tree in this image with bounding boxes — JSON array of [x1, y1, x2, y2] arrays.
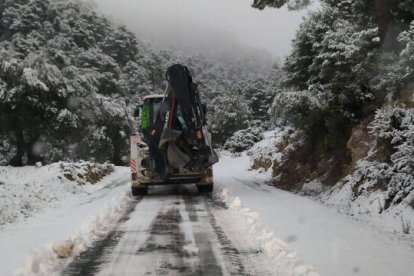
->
[[0, 0, 272, 165], [0, 0, 168, 165]]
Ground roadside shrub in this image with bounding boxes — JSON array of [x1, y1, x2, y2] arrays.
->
[[0, 136, 16, 165], [59, 161, 115, 185], [224, 125, 264, 153]]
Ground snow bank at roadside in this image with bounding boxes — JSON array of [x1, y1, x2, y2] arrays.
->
[[0, 161, 114, 227], [17, 190, 134, 276], [247, 128, 414, 240], [0, 164, 129, 276], [215, 152, 414, 276], [218, 188, 319, 276], [320, 173, 414, 239]]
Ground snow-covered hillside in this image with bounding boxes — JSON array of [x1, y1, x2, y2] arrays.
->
[[248, 129, 414, 241], [0, 162, 115, 226], [216, 150, 414, 276], [0, 163, 130, 275]]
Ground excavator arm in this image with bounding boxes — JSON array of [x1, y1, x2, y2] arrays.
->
[[147, 64, 218, 179]]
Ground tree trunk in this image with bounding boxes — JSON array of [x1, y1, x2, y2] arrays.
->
[[9, 129, 25, 166], [374, 0, 392, 42]]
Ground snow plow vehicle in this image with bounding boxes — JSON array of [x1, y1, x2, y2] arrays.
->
[[130, 64, 218, 195]]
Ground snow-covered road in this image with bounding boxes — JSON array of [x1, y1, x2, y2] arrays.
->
[[2, 154, 414, 275], [62, 185, 274, 276]]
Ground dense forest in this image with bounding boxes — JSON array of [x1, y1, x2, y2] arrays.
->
[[0, 0, 277, 166]]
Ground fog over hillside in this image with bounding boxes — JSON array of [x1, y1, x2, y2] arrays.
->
[[91, 0, 317, 66]]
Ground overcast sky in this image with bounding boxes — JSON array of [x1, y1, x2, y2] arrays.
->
[[92, 0, 318, 60]]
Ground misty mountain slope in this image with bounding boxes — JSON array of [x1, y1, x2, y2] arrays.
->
[[0, 0, 278, 167], [93, 0, 314, 60]]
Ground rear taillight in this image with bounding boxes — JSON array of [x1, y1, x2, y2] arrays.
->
[[131, 173, 137, 181]]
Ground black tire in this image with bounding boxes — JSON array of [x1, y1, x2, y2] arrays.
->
[[131, 185, 148, 196], [197, 184, 213, 194]]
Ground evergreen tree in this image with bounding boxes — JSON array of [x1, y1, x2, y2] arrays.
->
[[0, 0, 167, 165], [265, 0, 414, 150]]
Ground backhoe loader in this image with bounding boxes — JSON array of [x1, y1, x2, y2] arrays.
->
[[130, 64, 218, 195]]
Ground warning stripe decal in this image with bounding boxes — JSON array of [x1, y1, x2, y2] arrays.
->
[[131, 159, 137, 173]]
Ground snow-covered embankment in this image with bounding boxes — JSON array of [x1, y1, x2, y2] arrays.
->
[[215, 131, 414, 276], [0, 162, 130, 275]]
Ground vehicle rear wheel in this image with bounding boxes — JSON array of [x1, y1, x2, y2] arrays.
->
[[197, 184, 213, 194], [132, 185, 148, 196]]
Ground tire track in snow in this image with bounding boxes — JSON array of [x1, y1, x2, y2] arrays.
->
[[136, 205, 191, 275], [62, 197, 143, 276], [127, 191, 223, 275], [94, 192, 177, 275], [208, 210, 249, 275], [184, 193, 258, 275], [62, 185, 269, 276], [183, 195, 223, 275]]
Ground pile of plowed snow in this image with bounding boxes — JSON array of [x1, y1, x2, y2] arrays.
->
[[0, 162, 114, 226]]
